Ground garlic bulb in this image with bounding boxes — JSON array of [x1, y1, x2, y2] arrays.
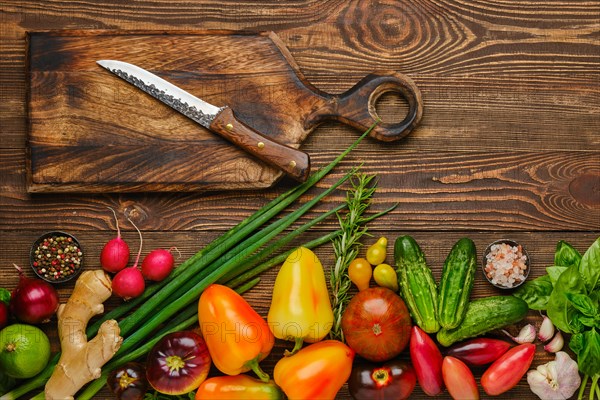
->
[[527, 351, 580, 399]]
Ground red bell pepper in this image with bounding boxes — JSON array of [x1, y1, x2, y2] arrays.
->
[[481, 343, 536, 396], [446, 338, 511, 366], [273, 340, 354, 400], [442, 356, 479, 400], [198, 284, 274, 382], [410, 326, 444, 396]]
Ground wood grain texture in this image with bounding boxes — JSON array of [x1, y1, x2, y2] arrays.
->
[[26, 31, 421, 192], [1, 0, 599, 399], [3, 148, 599, 231]]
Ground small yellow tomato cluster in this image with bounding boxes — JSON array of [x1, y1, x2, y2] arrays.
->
[[348, 237, 399, 292]]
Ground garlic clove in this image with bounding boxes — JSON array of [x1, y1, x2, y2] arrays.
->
[[502, 323, 537, 344], [538, 314, 555, 342], [544, 331, 564, 353]]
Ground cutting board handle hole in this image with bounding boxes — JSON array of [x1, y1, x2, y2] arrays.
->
[[372, 91, 410, 124]]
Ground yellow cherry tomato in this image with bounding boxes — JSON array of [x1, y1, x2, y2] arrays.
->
[[373, 263, 399, 292], [348, 258, 372, 291], [366, 237, 388, 265]]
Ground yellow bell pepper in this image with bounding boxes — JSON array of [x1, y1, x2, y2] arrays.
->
[[267, 247, 333, 355]]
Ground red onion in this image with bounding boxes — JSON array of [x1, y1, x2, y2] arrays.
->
[[0, 302, 8, 329], [10, 264, 59, 324]]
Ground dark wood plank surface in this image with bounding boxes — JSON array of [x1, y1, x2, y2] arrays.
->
[[1, 1, 599, 399]]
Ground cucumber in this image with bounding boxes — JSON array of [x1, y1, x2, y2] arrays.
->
[[394, 235, 440, 333], [437, 238, 477, 329], [436, 296, 528, 347]]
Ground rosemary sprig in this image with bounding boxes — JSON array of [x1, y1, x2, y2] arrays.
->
[[329, 172, 378, 342]]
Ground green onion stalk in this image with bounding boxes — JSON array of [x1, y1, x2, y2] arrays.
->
[[4, 125, 378, 400]]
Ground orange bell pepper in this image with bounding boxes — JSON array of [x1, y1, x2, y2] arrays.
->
[[198, 284, 274, 382], [273, 340, 354, 400], [195, 375, 283, 400]]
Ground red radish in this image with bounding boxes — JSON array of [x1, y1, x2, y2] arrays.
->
[[112, 216, 145, 301], [10, 264, 59, 324], [141, 247, 179, 281], [100, 207, 130, 273]]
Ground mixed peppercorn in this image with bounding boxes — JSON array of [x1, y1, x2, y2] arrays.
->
[[32, 234, 82, 281]]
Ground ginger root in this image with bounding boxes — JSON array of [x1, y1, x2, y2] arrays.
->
[[45, 270, 123, 400]]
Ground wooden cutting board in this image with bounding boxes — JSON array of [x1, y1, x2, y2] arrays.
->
[[27, 30, 422, 192]]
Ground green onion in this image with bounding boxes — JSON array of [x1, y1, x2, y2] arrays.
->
[[5, 125, 377, 400], [76, 276, 262, 400]]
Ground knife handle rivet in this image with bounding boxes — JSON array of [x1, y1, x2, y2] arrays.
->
[[257, 142, 265, 149], [289, 160, 297, 168], [226, 123, 233, 130]]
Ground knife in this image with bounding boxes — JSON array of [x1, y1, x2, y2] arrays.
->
[[97, 60, 310, 181]]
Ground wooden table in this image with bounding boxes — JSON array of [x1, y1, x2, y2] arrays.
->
[[1, 1, 598, 399]]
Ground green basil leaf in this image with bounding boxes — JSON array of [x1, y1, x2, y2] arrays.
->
[[546, 266, 568, 286], [554, 240, 582, 268], [570, 332, 584, 355], [547, 265, 585, 333], [0, 288, 10, 305], [569, 312, 585, 333], [578, 315, 596, 328], [579, 237, 600, 293], [565, 292, 598, 317], [577, 328, 600, 377], [513, 275, 553, 310]]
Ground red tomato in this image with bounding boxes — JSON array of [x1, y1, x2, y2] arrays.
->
[[442, 356, 479, 400], [481, 343, 536, 396], [409, 326, 444, 396], [341, 287, 412, 362]]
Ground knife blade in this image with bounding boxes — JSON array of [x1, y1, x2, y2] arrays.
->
[[96, 60, 310, 181]]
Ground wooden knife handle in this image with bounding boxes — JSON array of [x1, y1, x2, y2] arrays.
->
[[210, 107, 310, 181]]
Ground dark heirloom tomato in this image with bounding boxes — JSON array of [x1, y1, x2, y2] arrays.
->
[[146, 331, 211, 395], [348, 360, 416, 400], [341, 287, 412, 362], [107, 362, 148, 400]]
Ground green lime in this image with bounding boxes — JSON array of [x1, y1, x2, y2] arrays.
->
[[0, 323, 51, 379]]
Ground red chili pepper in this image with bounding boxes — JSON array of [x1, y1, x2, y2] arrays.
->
[[442, 356, 479, 400], [481, 343, 536, 396], [409, 326, 443, 396], [446, 338, 511, 366]]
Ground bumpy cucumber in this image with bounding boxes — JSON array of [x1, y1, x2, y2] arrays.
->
[[436, 296, 528, 347], [394, 235, 440, 333], [437, 238, 477, 329]]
